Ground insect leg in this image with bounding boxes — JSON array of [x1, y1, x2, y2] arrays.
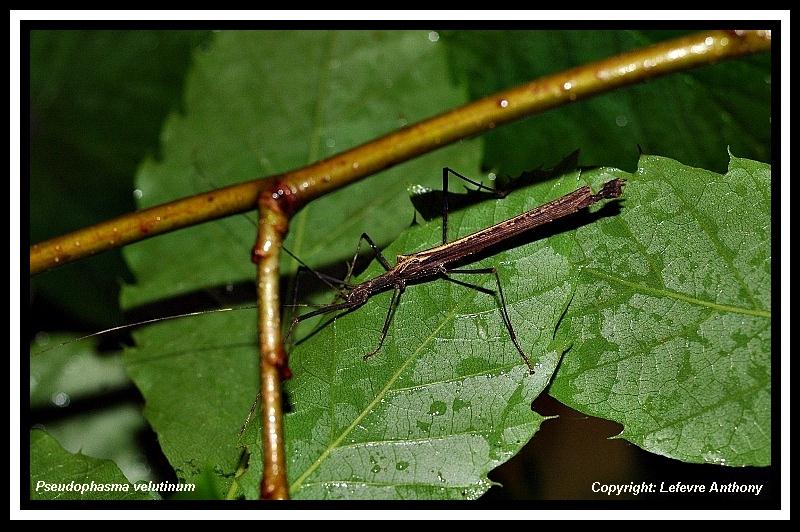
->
[[343, 232, 393, 287], [283, 247, 349, 292], [362, 285, 405, 361], [283, 300, 355, 349], [445, 267, 535, 374], [238, 392, 261, 437], [442, 167, 504, 244], [283, 265, 320, 350]]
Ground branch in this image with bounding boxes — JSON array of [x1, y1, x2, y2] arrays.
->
[[253, 192, 290, 500], [29, 29, 770, 275]]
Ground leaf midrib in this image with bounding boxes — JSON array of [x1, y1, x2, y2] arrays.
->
[[583, 268, 770, 318], [288, 291, 474, 495], [288, 30, 337, 269]]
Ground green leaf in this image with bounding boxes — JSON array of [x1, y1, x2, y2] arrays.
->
[[30, 334, 157, 483], [122, 30, 480, 310], [30, 334, 129, 410], [550, 154, 771, 466], [238, 173, 600, 499], [30, 30, 209, 328], [30, 429, 155, 500], [121, 30, 480, 497], [443, 30, 771, 175]]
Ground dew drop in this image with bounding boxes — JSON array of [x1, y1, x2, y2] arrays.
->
[[428, 31, 440, 43], [562, 81, 573, 91], [704, 36, 714, 46], [499, 99, 509, 108], [352, 161, 360, 170], [396, 461, 409, 471], [133, 189, 143, 200], [476, 319, 489, 340], [326, 138, 336, 148], [429, 400, 447, 416], [615, 115, 628, 127], [34, 331, 50, 346], [371, 464, 381, 474], [51, 391, 70, 407], [488, 172, 496, 181]]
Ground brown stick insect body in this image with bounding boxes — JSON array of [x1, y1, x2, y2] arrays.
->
[[288, 169, 625, 373]]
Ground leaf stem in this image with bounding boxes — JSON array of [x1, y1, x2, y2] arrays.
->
[[253, 193, 290, 500], [29, 29, 770, 275]]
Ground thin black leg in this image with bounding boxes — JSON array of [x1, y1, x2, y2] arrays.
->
[[284, 248, 348, 293], [446, 267, 535, 374], [442, 167, 503, 245], [363, 285, 404, 361], [345, 232, 393, 284], [442, 167, 449, 245], [284, 265, 350, 349], [359, 232, 393, 271], [283, 300, 355, 348], [238, 392, 261, 436]]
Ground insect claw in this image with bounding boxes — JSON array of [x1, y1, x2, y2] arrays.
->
[[362, 346, 382, 361], [520, 353, 536, 375]]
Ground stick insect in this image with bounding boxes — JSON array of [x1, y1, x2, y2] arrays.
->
[[285, 168, 625, 374], [35, 169, 623, 375]]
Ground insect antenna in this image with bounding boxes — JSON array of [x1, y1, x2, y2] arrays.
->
[[31, 306, 258, 356]]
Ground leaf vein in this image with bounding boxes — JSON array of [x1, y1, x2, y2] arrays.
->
[[583, 268, 769, 318]]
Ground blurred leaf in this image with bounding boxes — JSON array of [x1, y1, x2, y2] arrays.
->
[[550, 154, 771, 466], [30, 429, 155, 500], [120, 30, 480, 497], [29, 334, 157, 483], [30, 334, 129, 409], [443, 30, 771, 175], [30, 30, 209, 327]]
